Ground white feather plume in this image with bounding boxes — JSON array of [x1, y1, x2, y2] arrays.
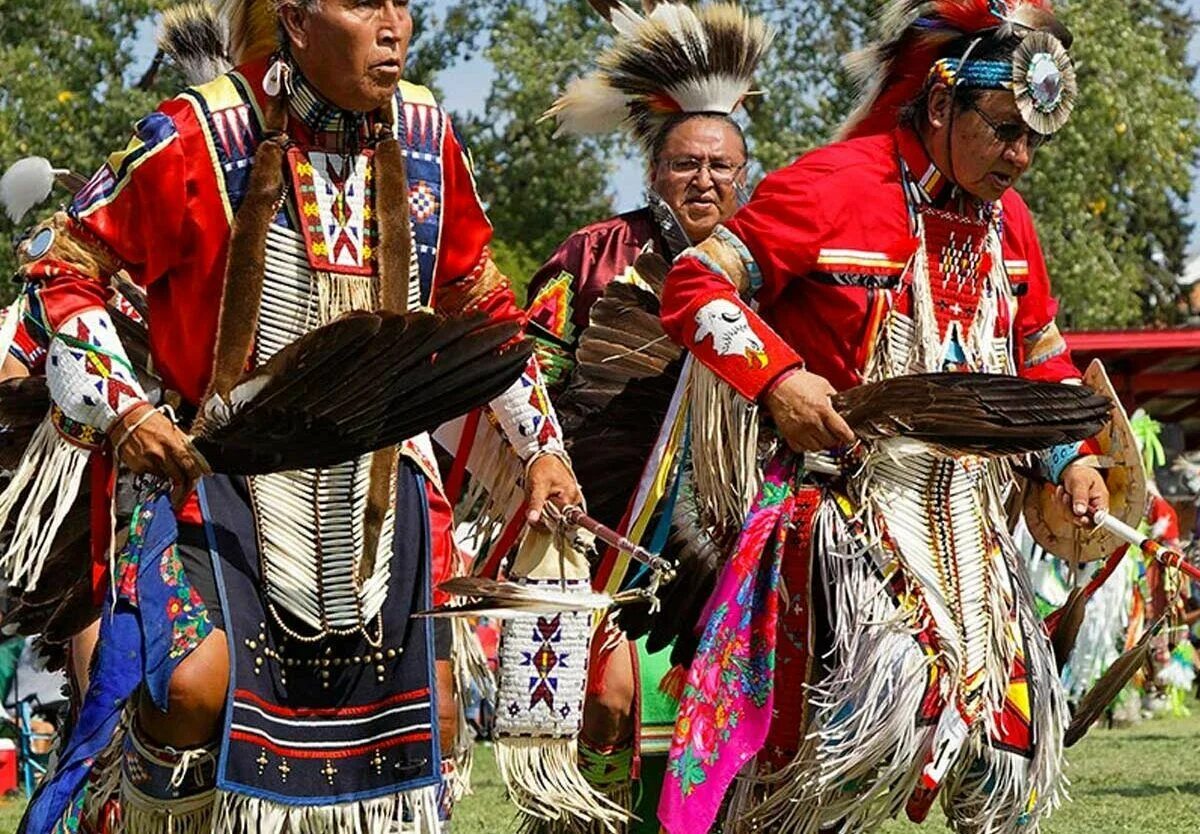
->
[[1, 157, 56, 224], [610, 4, 645, 37], [548, 2, 773, 154], [665, 74, 747, 116], [544, 75, 631, 137], [649, 2, 708, 51]]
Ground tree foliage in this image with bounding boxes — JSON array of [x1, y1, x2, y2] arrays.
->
[[0, 0, 176, 287], [741, 0, 876, 172], [445, 0, 618, 298], [1019, 0, 1199, 328]]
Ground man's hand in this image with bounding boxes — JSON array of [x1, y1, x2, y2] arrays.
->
[[525, 453, 584, 528], [108, 404, 210, 507], [763, 369, 856, 453], [1058, 462, 1109, 528]]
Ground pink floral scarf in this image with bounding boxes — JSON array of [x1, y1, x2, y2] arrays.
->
[[659, 454, 807, 834]]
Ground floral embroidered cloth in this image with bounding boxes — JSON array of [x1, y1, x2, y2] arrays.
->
[[659, 455, 804, 834], [25, 494, 211, 834]]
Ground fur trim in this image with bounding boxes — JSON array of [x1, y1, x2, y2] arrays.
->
[[199, 137, 284, 409], [373, 136, 414, 314]]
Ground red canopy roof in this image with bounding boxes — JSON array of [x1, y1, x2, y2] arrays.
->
[[1066, 328, 1200, 443]]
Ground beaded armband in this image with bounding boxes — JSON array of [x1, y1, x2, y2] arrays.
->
[[1039, 436, 1103, 485], [47, 308, 148, 440], [489, 354, 565, 461]]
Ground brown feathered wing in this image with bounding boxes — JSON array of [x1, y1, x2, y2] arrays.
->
[[191, 310, 532, 475]]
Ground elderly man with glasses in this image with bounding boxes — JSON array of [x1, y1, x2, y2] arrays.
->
[[517, 4, 767, 831], [526, 115, 749, 392]]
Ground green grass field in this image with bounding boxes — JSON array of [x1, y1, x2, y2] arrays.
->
[[3, 707, 1198, 833]]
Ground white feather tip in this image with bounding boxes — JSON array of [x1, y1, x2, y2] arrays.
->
[[1, 157, 56, 224], [545, 75, 630, 136]]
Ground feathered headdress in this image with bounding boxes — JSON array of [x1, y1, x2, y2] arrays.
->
[[544, 1, 774, 156], [839, 0, 1076, 140]]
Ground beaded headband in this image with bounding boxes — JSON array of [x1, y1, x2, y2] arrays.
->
[[926, 29, 1076, 135]]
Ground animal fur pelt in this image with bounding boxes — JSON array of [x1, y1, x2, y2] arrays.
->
[[833, 372, 1111, 456], [159, 2, 232, 86], [548, 2, 774, 155], [839, 0, 1071, 140], [192, 310, 532, 475]]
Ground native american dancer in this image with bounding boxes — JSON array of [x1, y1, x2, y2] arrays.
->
[[522, 3, 765, 828], [645, 2, 1145, 832], [0, 2, 581, 832]]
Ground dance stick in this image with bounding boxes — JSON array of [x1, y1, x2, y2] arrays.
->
[[1092, 509, 1200, 583], [550, 505, 676, 579]]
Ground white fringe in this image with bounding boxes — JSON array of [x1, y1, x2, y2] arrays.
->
[[748, 489, 1067, 834], [749, 499, 934, 833], [0, 417, 91, 590], [213, 785, 439, 834], [495, 738, 627, 833], [450, 616, 495, 799], [122, 790, 216, 834], [687, 362, 760, 539], [316, 271, 376, 325]]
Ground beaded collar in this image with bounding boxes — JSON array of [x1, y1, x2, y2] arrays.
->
[[288, 66, 378, 151], [894, 126, 999, 233]]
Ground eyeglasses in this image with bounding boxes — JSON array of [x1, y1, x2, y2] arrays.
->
[[661, 157, 746, 183], [969, 103, 1052, 150]]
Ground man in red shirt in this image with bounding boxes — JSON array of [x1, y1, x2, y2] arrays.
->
[[655, 3, 1114, 832], [4, 2, 578, 833]]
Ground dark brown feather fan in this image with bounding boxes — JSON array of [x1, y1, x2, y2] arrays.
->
[[191, 309, 532, 475], [1064, 617, 1162, 747], [556, 254, 683, 529], [1, 490, 96, 671], [833, 373, 1112, 455], [0, 377, 51, 470]]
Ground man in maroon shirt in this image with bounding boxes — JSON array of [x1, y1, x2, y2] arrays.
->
[[524, 3, 770, 831], [525, 114, 748, 393]]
